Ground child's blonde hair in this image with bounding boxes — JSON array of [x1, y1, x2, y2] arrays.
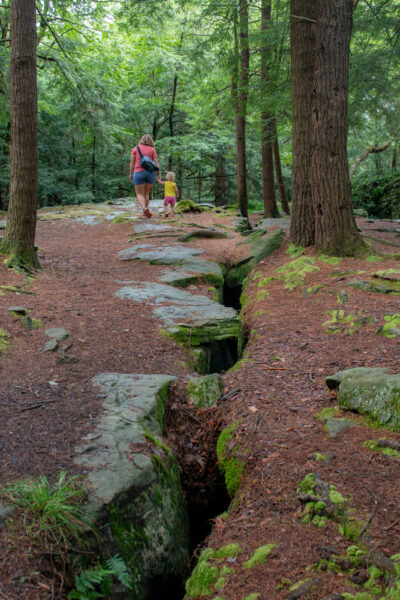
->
[[166, 172, 175, 181]]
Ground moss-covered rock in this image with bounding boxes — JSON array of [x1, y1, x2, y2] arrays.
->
[[379, 314, 400, 338], [187, 374, 225, 408], [326, 367, 400, 430], [75, 373, 189, 600], [0, 328, 10, 356], [176, 199, 203, 213]]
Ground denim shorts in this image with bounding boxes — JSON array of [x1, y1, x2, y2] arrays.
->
[[132, 170, 156, 185]]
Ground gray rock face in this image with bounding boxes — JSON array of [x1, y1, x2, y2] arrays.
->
[[186, 374, 225, 408], [326, 367, 400, 430], [178, 229, 233, 242], [75, 373, 189, 600], [45, 327, 69, 341], [0, 504, 14, 528], [119, 244, 204, 265]]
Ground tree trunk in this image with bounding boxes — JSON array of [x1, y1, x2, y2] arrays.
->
[[214, 159, 229, 206], [2, 0, 39, 269], [289, 0, 316, 246], [311, 0, 364, 256], [234, 1, 249, 219], [392, 145, 397, 171], [91, 135, 96, 198], [261, 0, 279, 218], [272, 118, 290, 215]]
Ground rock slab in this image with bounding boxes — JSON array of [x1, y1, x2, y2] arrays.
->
[[75, 373, 189, 599]]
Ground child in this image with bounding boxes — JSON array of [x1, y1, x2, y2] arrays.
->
[[161, 172, 179, 217]]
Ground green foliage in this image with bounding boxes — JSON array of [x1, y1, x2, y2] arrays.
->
[[1, 471, 91, 547], [216, 423, 245, 496], [69, 554, 132, 599]]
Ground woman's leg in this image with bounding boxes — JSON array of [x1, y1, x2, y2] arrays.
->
[[144, 183, 153, 208], [134, 184, 146, 211]]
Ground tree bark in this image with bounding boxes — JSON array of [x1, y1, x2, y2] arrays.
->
[[289, 0, 316, 246], [260, 0, 279, 218], [2, 0, 39, 269], [311, 0, 364, 256], [91, 135, 96, 198], [214, 159, 230, 206], [272, 118, 290, 215], [234, 0, 249, 219]]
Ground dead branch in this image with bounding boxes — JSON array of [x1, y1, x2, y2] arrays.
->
[[350, 138, 394, 176]]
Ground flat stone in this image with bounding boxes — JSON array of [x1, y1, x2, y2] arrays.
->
[[45, 327, 69, 341], [134, 223, 171, 233], [187, 374, 225, 408], [0, 220, 6, 230], [159, 259, 223, 288], [326, 367, 400, 430], [75, 373, 189, 598], [119, 244, 203, 265], [8, 306, 28, 315], [326, 418, 354, 437], [76, 215, 100, 225], [43, 338, 59, 352]]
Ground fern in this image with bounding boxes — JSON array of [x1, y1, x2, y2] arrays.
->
[[69, 554, 132, 599]]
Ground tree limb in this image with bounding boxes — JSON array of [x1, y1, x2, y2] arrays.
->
[[350, 138, 394, 176]]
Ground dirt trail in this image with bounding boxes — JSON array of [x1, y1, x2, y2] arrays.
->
[[0, 205, 400, 599]]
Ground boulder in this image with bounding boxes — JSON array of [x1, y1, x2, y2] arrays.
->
[[326, 367, 400, 430], [186, 374, 225, 408], [178, 229, 233, 242], [75, 373, 189, 600], [159, 259, 224, 290]]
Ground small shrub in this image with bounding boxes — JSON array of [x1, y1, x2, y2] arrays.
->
[[69, 554, 132, 599]]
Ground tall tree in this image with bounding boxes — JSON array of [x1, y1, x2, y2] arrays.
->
[[234, 0, 249, 218], [289, 0, 316, 246], [260, 0, 279, 218], [311, 0, 364, 255], [1, 0, 39, 269]]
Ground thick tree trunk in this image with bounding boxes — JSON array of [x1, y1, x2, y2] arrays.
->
[[234, 1, 249, 218], [311, 0, 364, 256], [261, 0, 279, 218], [2, 0, 39, 269], [272, 119, 290, 215], [289, 0, 316, 246]]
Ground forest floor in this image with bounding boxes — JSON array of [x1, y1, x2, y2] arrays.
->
[[0, 200, 400, 600]]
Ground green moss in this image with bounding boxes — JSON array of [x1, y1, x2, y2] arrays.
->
[[314, 501, 326, 514], [287, 243, 305, 258], [314, 453, 329, 462], [342, 593, 374, 599], [243, 544, 276, 569], [254, 310, 267, 317], [214, 544, 242, 559], [316, 406, 342, 420], [242, 594, 260, 600], [366, 255, 383, 263], [323, 309, 376, 335], [338, 516, 364, 542], [379, 314, 400, 338], [329, 487, 345, 505], [364, 439, 400, 458], [275, 257, 320, 290], [319, 255, 342, 265], [217, 424, 245, 496], [302, 283, 325, 296], [255, 289, 269, 302], [257, 276, 278, 287], [112, 213, 132, 223], [229, 357, 252, 373], [185, 549, 219, 598], [0, 328, 10, 355]]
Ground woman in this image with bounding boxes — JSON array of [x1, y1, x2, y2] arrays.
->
[[130, 134, 162, 218]]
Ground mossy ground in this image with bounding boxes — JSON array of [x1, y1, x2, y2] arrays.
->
[[216, 424, 245, 496]]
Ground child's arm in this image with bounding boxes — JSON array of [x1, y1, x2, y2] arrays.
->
[[175, 184, 180, 198]]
